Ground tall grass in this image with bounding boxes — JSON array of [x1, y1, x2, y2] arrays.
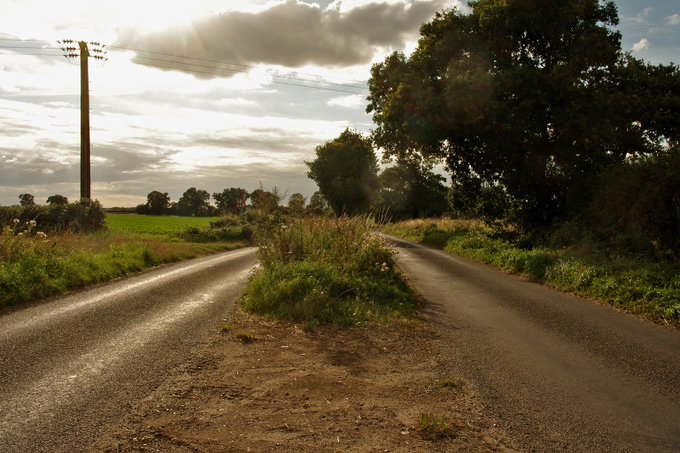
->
[[242, 217, 417, 326], [0, 218, 241, 309], [384, 219, 680, 325]]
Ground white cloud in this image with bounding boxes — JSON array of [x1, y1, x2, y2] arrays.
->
[[327, 94, 366, 108], [216, 97, 259, 107], [666, 14, 680, 25], [633, 7, 654, 23], [116, 0, 448, 77], [632, 38, 650, 52]]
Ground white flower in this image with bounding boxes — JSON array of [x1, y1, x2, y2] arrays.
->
[[12, 219, 20, 225], [36, 232, 47, 239], [17, 232, 24, 237], [28, 220, 37, 227]]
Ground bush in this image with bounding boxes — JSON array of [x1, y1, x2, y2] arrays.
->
[[242, 217, 416, 325], [0, 201, 107, 233], [588, 147, 680, 259]]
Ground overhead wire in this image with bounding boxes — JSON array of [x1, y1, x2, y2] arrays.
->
[[0, 38, 370, 95]]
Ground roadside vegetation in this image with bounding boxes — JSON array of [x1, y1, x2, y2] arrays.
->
[[384, 219, 680, 326], [0, 211, 248, 309], [241, 216, 417, 326]]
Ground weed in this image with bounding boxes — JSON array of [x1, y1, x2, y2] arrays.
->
[[236, 332, 258, 343], [440, 378, 463, 389], [242, 217, 417, 326], [220, 324, 233, 334], [418, 413, 456, 440]]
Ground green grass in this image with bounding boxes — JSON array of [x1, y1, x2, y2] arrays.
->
[[0, 216, 245, 309], [417, 413, 456, 440], [241, 217, 417, 326], [384, 219, 680, 326], [106, 214, 218, 238]]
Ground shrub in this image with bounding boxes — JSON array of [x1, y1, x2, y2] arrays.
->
[[0, 201, 107, 233], [242, 217, 416, 325]]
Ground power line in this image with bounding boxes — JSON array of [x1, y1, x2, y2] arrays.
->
[[0, 39, 370, 95], [129, 56, 367, 95]]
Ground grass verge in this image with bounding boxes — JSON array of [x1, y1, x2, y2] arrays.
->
[[0, 216, 246, 309], [383, 219, 680, 326], [241, 217, 417, 326]]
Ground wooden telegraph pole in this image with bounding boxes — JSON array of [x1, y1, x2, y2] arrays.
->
[[59, 40, 107, 206], [79, 41, 91, 205]]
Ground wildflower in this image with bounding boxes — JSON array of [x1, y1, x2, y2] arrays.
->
[[17, 232, 23, 237], [29, 220, 37, 227], [380, 262, 390, 272], [36, 232, 47, 239], [12, 219, 20, 225]]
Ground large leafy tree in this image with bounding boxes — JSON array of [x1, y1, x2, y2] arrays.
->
[[177, 187, 211, 216], [287, 193, 307, 217], [306, 129, 379, 216], [145, 191, 171, 215], [250, 189, 280, 214], [19, 193, 35, 207], [306, 191, 330, 216], [46, 194, 69, 206], [377, 159, 449, 219], [213, 188, 249, 214], [367, 0, 659, 228]]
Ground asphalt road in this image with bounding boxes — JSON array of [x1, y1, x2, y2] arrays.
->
[[0, 247, 258, 453], [389, 237, 680, 452]]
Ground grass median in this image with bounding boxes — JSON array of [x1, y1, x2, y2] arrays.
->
[[241, 217, 417, 327]]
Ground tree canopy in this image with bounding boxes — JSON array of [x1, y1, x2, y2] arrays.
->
[[377, 159, 449, 219], [177, 187, 212, 216], [367, 0, 678, 229], [306, 129, 379, 216], [213, 188, 249, 214], [46, 194, 69, 206]]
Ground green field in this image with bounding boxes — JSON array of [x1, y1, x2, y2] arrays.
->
[[106, 214, 219, 237], [1, 214, 244, 309]]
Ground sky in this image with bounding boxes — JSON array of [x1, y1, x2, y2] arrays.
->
[[0, 0, 678, 207]]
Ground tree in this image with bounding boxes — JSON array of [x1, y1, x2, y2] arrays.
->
[[250, 189, 279, 214], [306, 129, 379, 216], [213, 188, 249, 214], [19, 193, 35, 207], [367, 1, 652, 229], [377, 159, 449, 219], [145, 191, 170, 215], [306, 191, 330, 216], [287, 193, 306, 217], [46, 194, 69, 206], [177, 187, 211, 216]]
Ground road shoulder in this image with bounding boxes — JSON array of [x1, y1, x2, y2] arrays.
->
[[95, 305, 516, 452]]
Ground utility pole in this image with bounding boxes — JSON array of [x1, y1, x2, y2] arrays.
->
[[79, 41, 91, 205], [59, 40, 107, 206]]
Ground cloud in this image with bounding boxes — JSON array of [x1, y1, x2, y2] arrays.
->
[[632, 38, 650, 52], [666, 14, 680, 26], [327, 94, 366, 108], [115, 0, 447, 77], [632, 7, 654, 23]]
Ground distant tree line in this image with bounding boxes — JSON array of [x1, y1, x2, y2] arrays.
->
[[134, 186, 332, 218]]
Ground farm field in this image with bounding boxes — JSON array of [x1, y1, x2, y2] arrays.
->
[[0, 214, 245, 309], [106, 214, 219, 237]]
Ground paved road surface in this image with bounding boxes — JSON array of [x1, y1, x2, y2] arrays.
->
[[390, 237, 680, 452], [0, 248, 258, 453]]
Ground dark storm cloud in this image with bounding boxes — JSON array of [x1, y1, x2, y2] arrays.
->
[[115, 0, 446, 76]]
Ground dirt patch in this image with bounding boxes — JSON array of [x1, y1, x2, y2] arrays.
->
[[96, 307, 517, 452]]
